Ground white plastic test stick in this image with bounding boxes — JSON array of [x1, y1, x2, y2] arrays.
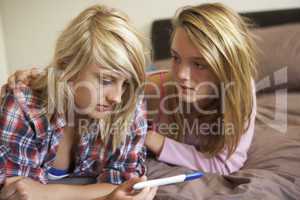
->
[[133, 175, 185, 190], [133, 172, 203, 190]]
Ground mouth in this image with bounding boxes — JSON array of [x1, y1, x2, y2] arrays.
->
[[96, 104, 113, 112], [179, 84, 195, 91]]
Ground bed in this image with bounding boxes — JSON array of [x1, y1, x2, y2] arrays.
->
[[146, 8, 300, 200]]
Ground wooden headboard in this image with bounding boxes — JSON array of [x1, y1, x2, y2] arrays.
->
[[151, 8, 300, 61]]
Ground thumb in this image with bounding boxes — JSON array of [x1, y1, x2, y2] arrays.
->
[[119, 176, 147, 192]]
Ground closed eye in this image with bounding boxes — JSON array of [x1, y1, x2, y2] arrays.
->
[[96, 74, 114, 86], [101, 79, 113, 85], [191, 61, 207, 69], [171, 55, 180, 63]]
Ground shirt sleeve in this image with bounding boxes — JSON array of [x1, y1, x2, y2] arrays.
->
[[158, 80, 257, 175], [98, 100, 148, 184], [0, 89, 46, 185]]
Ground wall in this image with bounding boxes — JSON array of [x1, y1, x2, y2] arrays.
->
[[1, 0, 300, 73], [0, 10, 8, 85]]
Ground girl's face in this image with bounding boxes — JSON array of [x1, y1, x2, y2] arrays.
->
[[171, 28, 218, 105], [71, 64, 130, 119]]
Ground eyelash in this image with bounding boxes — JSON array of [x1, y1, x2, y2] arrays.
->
[[100, 78, 113, 85], [98, 77, 129, 91], [171, 54, 180, 64], [192, 62, 205, 69]]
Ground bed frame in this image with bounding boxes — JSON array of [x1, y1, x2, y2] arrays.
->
[[151, 8, 300, 61]]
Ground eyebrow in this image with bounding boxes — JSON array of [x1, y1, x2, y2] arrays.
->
[[170, 48, 206, 62], [97, 73, 115, 79], [97, 69, 130, 82]]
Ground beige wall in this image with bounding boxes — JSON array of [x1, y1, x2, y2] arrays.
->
[[0, 12, 8, 85], [1, 0, 300, 73]]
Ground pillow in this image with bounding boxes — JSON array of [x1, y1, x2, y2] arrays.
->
[[252, 23, 300, 93], [244, 92, 300, 182]]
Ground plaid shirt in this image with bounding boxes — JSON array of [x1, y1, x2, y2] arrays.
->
[[0, 83, 147, 185]]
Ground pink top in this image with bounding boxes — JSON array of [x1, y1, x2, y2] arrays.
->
[[149, 70, 256, 175]]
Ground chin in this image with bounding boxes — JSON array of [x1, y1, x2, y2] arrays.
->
[[87, 111, 109, 119]]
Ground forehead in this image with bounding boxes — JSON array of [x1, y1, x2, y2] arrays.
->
[[171, 28, 200, 59]]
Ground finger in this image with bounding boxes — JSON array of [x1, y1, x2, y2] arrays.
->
[[30, 67, 43, 78], [7, 190, 21, 200], [140, 175, 147, 181], [7, 69, 28, 88], [146, 187, 158, 200], [129, 175, 148, 195], [134, 186, 150, 200], [0, 84, 7, 100], [16, 70, 32, 85], [0, 182, 17, 200], [4, 177, 24, 187], [17, 74, 30, 85], [119, 177, 145, 192], [7, 73, 16, 88]]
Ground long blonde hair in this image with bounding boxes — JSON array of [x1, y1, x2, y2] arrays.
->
[[171, 3, 256, 157], [32, 5, 146, 151]]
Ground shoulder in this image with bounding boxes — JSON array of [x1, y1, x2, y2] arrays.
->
[[0, 82, 50, 138], [145, 70, 172, 95], [145, 70, 173, 104], [145, 70, 174, 120], [1, 82, 44, 117]]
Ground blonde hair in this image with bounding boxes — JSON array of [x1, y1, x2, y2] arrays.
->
[[171, 3, 256, 157], [32, 5, 146, 151]]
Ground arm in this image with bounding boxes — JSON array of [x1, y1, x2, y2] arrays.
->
[[156, 133, 254, 175], [147, 82, 257, 175], [1, 177, 117, 200], [145, 131, 165, 155], [1, 176, 156, 200]]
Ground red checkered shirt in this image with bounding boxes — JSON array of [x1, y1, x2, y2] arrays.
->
[[0, 83, 147, 185]]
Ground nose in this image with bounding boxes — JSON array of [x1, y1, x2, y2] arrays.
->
[[176, 63, 191, 81], [106, 84, 123, 105]]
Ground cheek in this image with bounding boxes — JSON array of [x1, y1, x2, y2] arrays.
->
[[192, 69, 218, 94], [192, 68, 215, 84], [74, 86, 100, 109]]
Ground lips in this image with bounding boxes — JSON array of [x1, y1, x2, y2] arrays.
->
[[180, 84, 194, 90], [96, 104, 113, 112]]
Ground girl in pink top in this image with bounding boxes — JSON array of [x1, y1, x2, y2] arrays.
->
[[145, 3, 257, 175]]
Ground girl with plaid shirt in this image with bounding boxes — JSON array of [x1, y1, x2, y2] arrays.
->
[[0, 5, 156, 200]]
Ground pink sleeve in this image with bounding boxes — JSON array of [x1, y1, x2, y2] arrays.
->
[[158, 80, 257, 175]]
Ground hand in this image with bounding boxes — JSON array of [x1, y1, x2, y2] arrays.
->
[[7, 67, 43, 88], [0, 67, 43, 105], [0, 84, 6, 103], [0, 177, 48, 200], [104, 176, 157, 200], [145, 131, 165, 156]]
